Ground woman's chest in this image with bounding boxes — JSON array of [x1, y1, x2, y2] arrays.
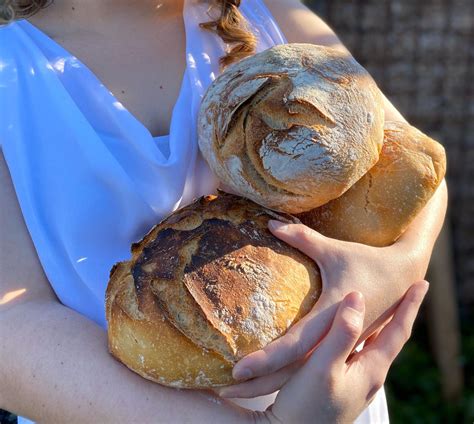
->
[[29, 13, 187, 137]]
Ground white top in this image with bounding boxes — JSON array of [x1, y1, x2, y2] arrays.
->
[[0, 0, 388, 421]]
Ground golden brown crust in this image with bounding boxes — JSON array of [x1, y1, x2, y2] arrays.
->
[[106, 262, 234, 388], [198, 43, 385, 213], [106, 193, 322, 388], [297, 121, 447, 246]]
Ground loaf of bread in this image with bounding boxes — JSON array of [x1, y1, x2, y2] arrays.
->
[[198, 43, 385, 214], [106, 193, 321, 388], [107, 43, 447, 391], [297, 121, 446, 246]]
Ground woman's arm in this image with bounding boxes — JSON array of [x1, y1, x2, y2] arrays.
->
[[222, 0, 448, 395], [0, 300, 252, 423], [0, 151, 249, 423]]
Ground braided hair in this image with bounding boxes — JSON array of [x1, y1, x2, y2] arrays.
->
[[200, 0, 257, 67]]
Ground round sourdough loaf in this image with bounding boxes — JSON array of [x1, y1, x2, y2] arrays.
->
[[106, 193, 322, 388], [198, 43, 385, 214], [297, 121, 446, 246]]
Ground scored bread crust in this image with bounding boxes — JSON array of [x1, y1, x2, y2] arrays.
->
[[106, 193, 322, 388], [297, 121, 447, 246], [198, 43, 385, 214], [106, 261, 234, 388]]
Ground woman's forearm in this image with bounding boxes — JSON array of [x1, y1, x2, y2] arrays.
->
[[0, 299, 251, 423], [394, 178, 448, 280], [361, 180, 448, 337]]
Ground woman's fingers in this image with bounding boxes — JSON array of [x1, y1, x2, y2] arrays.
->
[[228, 293, 364, 394], [216, 360, 303, 398], [307, 292, 365, 371], [268, 220, 340, 266], [261, 294, 367, 424], [219, 303, 360, 398], [232, 298, 338, 381], [356, 280, 429, 373]]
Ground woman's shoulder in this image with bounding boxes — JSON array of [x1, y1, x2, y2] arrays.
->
[[262, 0, 343, 47]]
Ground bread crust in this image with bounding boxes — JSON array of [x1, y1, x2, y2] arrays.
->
[[198, 43, 384, 213], [298, 121, 447, 246], [106, 193, 322, 388]]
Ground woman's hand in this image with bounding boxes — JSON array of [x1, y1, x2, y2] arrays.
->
[[218, 222, 415, 397], [245, 282, 429, 424], [216, 182, 446, 399]]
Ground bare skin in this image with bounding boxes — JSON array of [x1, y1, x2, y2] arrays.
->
[[26, 0, 187, 137], [0, 0, 447, 421]]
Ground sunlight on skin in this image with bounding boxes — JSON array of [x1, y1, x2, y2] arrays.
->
[[0, 289, 27, 305]]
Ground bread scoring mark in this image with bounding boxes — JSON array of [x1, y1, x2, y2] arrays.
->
[[133, 223, 237, 359], [286, 72, 337, 125], [182, 212, 316, 358], [259, 126, 338, 190], [300, 54, 352, 87], [225, 156, 253, 192], [217, 77, 271, 142], [227, 152, 305, 198]]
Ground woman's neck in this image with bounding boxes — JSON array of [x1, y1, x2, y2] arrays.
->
[[30, 0, 185, 27]]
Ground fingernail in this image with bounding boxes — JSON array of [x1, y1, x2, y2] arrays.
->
[[413, 280, 429, 302], [345, 291, 364, 313], [268, 220, 288, 232], [233, 367, 253, 381]]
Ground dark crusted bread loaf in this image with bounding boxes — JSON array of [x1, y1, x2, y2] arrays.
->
[[198, 43, 385, 214], [297, 121, 446, 246], [106, 193, 322, 388]]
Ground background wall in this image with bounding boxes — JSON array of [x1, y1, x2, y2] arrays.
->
[[303, 0, 473, 421]]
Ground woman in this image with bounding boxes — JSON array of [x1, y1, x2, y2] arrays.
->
[[0, 0, 447, 422]]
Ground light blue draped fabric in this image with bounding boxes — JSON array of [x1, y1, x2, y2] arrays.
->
[[0, 0, 388, 421], [0, 0, 286, 328]]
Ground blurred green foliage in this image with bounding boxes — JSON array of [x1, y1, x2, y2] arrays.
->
[[386, 306, 473, 423]]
